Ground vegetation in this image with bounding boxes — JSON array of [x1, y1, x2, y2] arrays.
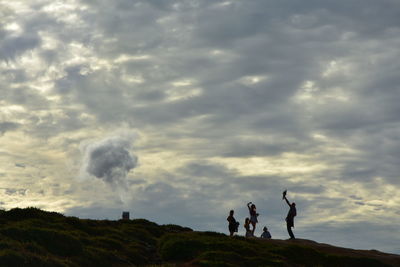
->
[[0, 208, 398, 266]]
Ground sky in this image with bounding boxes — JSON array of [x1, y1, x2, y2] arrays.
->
[[1, 0, 400, 254]]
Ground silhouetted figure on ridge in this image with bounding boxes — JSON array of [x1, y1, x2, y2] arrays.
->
[[247, 202, 259, 235], [244, 217, 252, 237], [227, 210, 239, 237], [260, 226, 272, 239], [283, 190, 296, 239]]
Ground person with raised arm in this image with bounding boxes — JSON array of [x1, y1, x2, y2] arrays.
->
[[282, 190, 297, 239], [247, 202, 259, 235]]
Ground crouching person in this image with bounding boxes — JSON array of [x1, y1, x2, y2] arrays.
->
[[260, 226, 272, 239]]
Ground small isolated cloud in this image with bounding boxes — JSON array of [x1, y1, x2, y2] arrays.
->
[[80, 131, 138, 188], [15, 163, 26, 168]]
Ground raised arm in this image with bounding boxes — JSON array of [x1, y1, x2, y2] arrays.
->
[[247, 202, 252, 211], [284, 197, 291, 207]]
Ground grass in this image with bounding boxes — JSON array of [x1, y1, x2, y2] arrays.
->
[[0, 207, 396, 266]]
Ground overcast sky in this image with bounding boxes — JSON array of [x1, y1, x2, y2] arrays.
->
[[1, 0, 400, 254]]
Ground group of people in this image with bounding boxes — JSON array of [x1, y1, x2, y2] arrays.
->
[[227, 190, 297, 239]]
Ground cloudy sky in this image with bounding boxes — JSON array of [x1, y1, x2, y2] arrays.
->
[[1, 0, 400, 254]]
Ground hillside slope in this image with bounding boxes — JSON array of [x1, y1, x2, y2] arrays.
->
[[0, 208, 398, 266]]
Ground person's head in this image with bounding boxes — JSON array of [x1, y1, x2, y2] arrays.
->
[[251, 204, 256, 210], [245, 217, 249, 224], [263, 226, 268, 232], [229, 210, 234, 216], [292, 202, 296, 207]]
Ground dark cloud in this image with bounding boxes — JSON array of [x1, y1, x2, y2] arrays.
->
[[0, 87, 49, 110], [1, 188, 27, 196], [87, 145, 135, 182], [15, 163, 26, 168], [221, 138, 309, 157], [0, 122, 20, 135], [81, 133, 138, 187], [178, 161, 236, 178], [0, 34, 41, 60]]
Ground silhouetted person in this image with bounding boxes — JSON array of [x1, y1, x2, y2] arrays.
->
[[227, 210, 239, 237], [260, 226, 272, 239], [283, 191, 296, 239], [247, 202, 259, 235], [244, 217, 252, 237]]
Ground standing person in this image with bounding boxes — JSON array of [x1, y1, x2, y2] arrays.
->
[[244, 217, 252, 237], [247, 202, 259, 235], [227, 210, 239, 237], [260, 226, 272, 239], [283, 190, 297, 239]]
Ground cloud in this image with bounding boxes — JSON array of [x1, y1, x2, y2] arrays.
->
[[14, 163, 26, 168], [1, 188, 27, 196], [80, 131, 138, 188], [0, 34, 41, 61], [2, 0, 400, 254], [0, 122, 20, 135]]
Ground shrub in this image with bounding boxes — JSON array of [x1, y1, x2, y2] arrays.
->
[[0, 249, 27, 265], [0, 227, 83, 256], [121, 226, 158, 245], [92, 236, 123, 250], [159, 234, 206, 261], [1, 207, 64, 222], [162, 224, 193, 233]]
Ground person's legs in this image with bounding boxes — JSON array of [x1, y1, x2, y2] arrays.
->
[[251, 222, 256, 235], [229, 225, 234, 236], [287, 223, 295, 239]]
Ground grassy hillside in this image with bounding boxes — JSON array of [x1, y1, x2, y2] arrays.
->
[[0, 208, 398, 266]]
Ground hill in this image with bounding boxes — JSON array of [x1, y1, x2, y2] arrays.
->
[[0, 208, 398, 266]]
